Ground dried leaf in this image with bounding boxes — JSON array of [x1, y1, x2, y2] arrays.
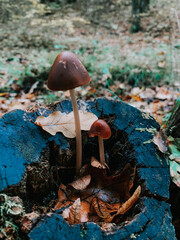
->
[[105, 185, 141, 223], [35, 110, 98, 138], [153, 129, 168, 153], [54, 161, 140, 226], [158, 61, 166, 68], [92, 197, 111, 219], [157, 51, 165, 55], [69, 175, 91, 191], [91, 157, 106, 169], [58, 184, 67, 201], [54, 184, 76, 210], [68, 198, 81, 225], [102, 163, 136, 202], [96, 188, 120, 203], [80, 201, 90, 222], [100, 223, 116, 232], [62, 208, 70, 219], [116, 185, 141, 215], [155, 87, 172, 100], [54, 199, 72, 210]]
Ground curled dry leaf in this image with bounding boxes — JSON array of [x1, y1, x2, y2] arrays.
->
[[69, 174, 91, 191], [35, 110, 98, 138], [92, 197, 112, 219], [116, 185, 141, 215], [105, 185, 141, 223], [153, 129, 167, 153], [54, 184, 79, 210]]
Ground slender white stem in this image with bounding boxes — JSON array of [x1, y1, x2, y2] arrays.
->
[[70, 89, 82, 175], [98, 137, 105, 165]]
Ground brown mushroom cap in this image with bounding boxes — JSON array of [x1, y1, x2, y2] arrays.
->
[[89, 119, 111, 139], [47, 51, 90, 91]]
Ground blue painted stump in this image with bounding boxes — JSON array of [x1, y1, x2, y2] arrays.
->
[[0, 99, 176, 239]]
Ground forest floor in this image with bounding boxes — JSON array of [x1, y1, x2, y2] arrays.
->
[[0, 0, 180, 125]]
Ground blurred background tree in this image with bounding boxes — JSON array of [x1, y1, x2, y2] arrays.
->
[[131, 0, 150, 32]]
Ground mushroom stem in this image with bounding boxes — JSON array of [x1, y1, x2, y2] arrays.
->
[[70, 88, 82, 175], [98, 136, 105, 165]]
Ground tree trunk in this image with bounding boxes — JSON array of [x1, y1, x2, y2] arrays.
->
[[131, 0, 150, 33], [132, 0, 150, 14]]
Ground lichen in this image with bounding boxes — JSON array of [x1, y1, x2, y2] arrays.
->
[[136, 127, 157, 135], [141, 112, 154, 120], [0, 194, 24, 239], [143, 139, 153, 144]]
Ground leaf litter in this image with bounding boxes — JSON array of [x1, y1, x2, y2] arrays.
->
[[54, 157, 141, 228], [34, 110, 98, 138]]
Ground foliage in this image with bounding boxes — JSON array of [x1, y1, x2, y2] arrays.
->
[[165, 98, 180, 187], [0, 194, 24, 239]]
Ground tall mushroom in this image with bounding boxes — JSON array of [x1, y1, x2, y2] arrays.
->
[[89, 119, 111, 166], [47, 51, 90, 174]]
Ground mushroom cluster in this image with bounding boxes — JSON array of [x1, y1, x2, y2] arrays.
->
[[47, 51, 111, 174]]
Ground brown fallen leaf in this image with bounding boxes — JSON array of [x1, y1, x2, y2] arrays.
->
[[54, 184, 77, 210], [80, 201, 91, 222], [102, 163, 136, 202], [100, 222, 116, 232], [35, 110, 98, 138], [58, 184, 67, 201], [54, 158, 141, 226], [153, 129, 168, 153], [91, 157, 106, 169], [63, 198, 90, 224], [157, 51, 165, 55], [155, 87, 172, 100], [92, 197, 112, 219], [105, 185, 141, 223], [69, 174, 91, 191], [116, 185, 141, 215], [158, 61, 166, 68], [68, 198, 81, 225]]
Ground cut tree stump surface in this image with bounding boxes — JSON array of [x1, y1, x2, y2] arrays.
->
[[0, 99, 176, 239], [29, 198, 175, 240]]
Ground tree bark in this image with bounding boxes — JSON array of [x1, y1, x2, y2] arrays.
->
[[131, 0, 150, 33], [132, 0, 150, 14]]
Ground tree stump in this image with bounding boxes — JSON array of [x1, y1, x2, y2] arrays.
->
[[0, 99, 176, 239]]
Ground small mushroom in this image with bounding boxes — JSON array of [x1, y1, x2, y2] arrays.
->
[[47, 51, 90, 174], [89, 119, 111, 165]]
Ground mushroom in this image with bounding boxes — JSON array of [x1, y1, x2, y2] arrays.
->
[[47, 51, 90, 174], [89, 119, 111, 166]]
